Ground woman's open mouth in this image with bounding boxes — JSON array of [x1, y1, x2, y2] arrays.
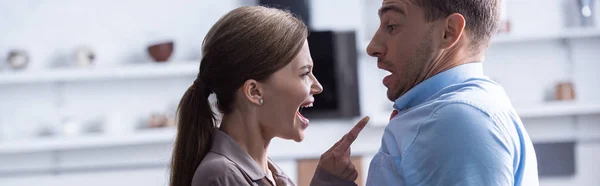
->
[[297, 100, 313, 129]]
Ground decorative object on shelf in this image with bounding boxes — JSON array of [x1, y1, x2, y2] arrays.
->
[[577, 0, 596, 27], [61, 117, 82, 137], [82, 118, 104, 134], [54, 110, 103, 137], [73, 46, 95, 67], [37, 123, 59, 137], [6, 49, 30, 70], [555, 81, 576, 101], [104, 112, 137, 135], [147, 41, 174, 62], [147, 113, 176, 128]]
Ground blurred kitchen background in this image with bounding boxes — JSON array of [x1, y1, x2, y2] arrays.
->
[[0, 0, 599, 185]]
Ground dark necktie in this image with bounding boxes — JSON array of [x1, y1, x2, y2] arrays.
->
[[390, 110, 399, 120]]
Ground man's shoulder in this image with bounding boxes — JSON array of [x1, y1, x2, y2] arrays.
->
[[432, 77, 514, 118], [384, 77, 519, 155], [408, 78, 518, 145], [404, 102, 514, 159]]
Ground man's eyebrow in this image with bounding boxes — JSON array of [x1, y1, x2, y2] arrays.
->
[[378, 5, 405, 17]]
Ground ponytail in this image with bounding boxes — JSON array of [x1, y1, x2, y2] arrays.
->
[[169, 77, 215, 186]]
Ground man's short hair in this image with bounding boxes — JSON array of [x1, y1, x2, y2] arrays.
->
[[412, 0, 501, 53]]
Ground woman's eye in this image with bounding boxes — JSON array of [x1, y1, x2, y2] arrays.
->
[[302, 72, 310, 76]]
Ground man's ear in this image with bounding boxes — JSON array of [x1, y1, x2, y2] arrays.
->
[[242, 79, 263, 106], [441, 13, 466, 49]]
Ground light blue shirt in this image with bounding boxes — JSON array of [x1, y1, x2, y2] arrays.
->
[[366, 62, 539, 186]]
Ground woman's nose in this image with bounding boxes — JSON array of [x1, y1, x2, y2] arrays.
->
[[310, 76, 323, 95]]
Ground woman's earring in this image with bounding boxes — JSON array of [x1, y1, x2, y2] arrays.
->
[[259, 99, 264, 105]]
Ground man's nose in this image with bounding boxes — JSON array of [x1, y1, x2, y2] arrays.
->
[[366, 36, 385, 58]]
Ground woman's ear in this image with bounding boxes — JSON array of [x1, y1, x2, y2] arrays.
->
[[242, 79, 263, 106], [440, 13, 466, 49]]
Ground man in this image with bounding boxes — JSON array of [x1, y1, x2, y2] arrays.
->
[[312, 0, 539, 185]]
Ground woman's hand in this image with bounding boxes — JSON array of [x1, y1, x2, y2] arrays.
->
[[317, 116, 370, 181]]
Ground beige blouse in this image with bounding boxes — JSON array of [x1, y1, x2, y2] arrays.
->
[[191, 130, 357, 186]]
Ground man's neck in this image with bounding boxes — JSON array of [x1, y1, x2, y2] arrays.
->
[[396, 44, 484, 101], [220, 110, 271, 174], [426, 44, 484, 81]]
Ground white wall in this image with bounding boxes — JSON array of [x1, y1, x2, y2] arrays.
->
[[0, 0, 244, 140], [0, 0, 248, 68], [1, 0, 599, 185]]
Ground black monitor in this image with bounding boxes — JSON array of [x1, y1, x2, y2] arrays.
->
[[302, 31, 361, 119], [258, 0, 312, 29]]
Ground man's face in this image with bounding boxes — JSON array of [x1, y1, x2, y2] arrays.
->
[[367, 0, 440, 101]]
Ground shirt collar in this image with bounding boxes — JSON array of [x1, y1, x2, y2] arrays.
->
[[210, 130, 266, 181], [393, 62, 484, 110], [267, 158, 292, 180]]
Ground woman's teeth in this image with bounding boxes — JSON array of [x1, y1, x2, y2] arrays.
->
[[301, 104, 313, 108], [298, 103, 313, 112]]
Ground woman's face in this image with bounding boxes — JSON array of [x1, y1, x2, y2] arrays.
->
[[259, 40, 323, 142]]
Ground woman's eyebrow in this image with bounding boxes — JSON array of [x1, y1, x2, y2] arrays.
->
[[299, 64, 312, 70]]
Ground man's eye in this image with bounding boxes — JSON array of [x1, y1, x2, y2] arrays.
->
[[387, 25, 397, 33]]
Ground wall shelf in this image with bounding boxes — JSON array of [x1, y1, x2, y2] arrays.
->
[[0, 61, 200, 85], [359, 28, 600, 50], [370, 101, 600, 127], [516, 101, 600, 119], [0, 128, 177, 154], [492, 28, 600, 44], [1, 102, 598, 156], [0, 119, 384, 158]]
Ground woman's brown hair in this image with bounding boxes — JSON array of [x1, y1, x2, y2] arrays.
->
[[169, 6, 308, 186]]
